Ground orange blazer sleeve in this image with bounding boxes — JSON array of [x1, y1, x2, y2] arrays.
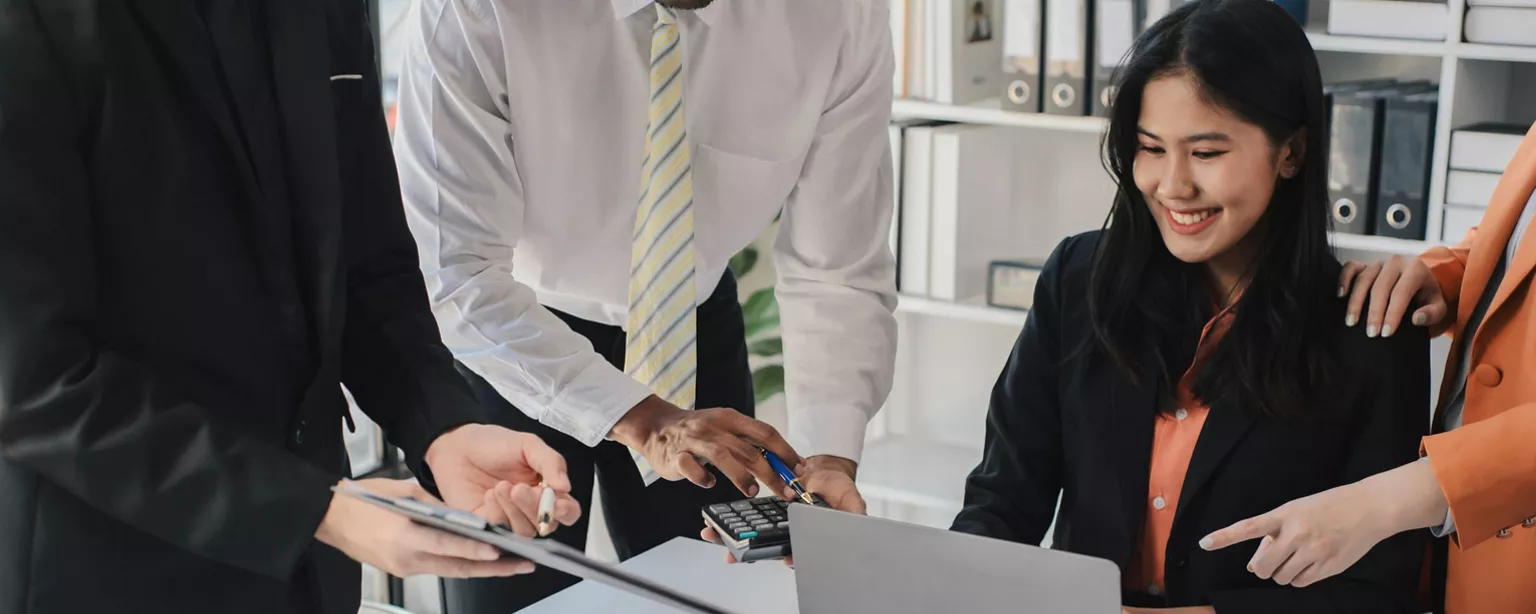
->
[[1420, 228, 1476, 339], [1423, 403, 1536, 549]]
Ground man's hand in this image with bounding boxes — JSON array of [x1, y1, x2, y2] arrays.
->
[[1340, 255, 1449, 337], [701, 455, 865, 566], [315, 478, 535, 578], [609, 396, 802, 497], [425, 424, 582, 534], [1200, 460, 1447, 587], [790, 456, 865, 515]]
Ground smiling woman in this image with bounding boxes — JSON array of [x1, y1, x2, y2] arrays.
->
[[951, 0, 1430, 612]]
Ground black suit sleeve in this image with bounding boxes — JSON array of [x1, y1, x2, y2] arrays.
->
[[0, 2, 336, 581], [950, 237, 1076, 544], [331, 1, 483, 485], [1207, 326, 1431, 614]]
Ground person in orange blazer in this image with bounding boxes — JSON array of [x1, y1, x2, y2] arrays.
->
[[1198, 121, 1536, 614]]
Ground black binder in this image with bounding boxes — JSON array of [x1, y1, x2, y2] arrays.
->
[[1044, 0, 1094, 116], [1374, 89, 1439, 240], [1325, 82, 1434, 236], [1091, 0, 1136, 117], [1003, 0, 1045, 112]]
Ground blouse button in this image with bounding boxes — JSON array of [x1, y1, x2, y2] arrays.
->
[[1153, 496, 1168, 511], [1175, 408, 1190, 421]]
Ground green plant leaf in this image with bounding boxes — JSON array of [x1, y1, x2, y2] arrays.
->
[[728, 248, 759, 280], [742, 288, 780, 339], [752, 365, 786, 405], [748, 337, 783, 357]]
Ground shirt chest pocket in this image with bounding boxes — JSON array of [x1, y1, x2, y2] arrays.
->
[[690, 142, 805, 267]]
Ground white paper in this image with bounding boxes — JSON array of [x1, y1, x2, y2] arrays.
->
[[1003, 0, 1039, 58], [1047, 0, 1083, 63], [1097, 0, 1135, 68]]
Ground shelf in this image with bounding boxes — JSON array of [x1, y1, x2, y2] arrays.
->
[[892, 98, 1108, 133], [1305, 32, 1449, 57], [857, 435, 983, 510], [896, 294, 1031, 327], [1329, 231, 1445, 256], [1453, 42, 1536, 63]]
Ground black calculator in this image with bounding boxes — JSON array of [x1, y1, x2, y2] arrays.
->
[[701, 497, 794, 563]]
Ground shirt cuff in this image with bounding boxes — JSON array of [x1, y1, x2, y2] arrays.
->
[[1433, 508, 1458, 538], [536, 359, 655, 448], [787, 404, 872, 464]]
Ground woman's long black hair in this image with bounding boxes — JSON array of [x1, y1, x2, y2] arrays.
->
[[1087, 0, 1337, 418]]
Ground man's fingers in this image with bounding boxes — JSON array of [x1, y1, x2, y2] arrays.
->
[[518, 434, 572, 492], [722, 411, 804, 469], [1365, 259, 1403, 338], [423, 554, 536, 578], [1345, 262, 1382, 327], [1338, 261, 1364, 297], [700, 526, 724, 545], [501, 483, 541, 537], [1201, 514, 1281, 551], [676, 454, 715, 489], [553, 495, 582, 526], [406, 524, 501, 562], [696, 442, 760, 498]]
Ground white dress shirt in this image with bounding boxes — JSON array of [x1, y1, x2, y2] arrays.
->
[[393, 0, 898, 462]]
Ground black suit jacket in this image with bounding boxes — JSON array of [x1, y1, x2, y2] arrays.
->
[[0, 1, 482, 613], [952, 232, 1430, 613]]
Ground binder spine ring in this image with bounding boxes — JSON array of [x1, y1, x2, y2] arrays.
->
[[1332, 198, 1359, 224], [1052, 83, 1077, 109], [1385, 203, 1413, 230], [1008, 80, 1033, 105]]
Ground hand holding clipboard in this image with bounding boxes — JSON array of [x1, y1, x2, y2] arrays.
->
[[331, 481, 742, 614]]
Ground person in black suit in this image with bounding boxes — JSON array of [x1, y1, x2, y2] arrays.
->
[[0, 2, 581, 613], [951, 1, 1429, 612]]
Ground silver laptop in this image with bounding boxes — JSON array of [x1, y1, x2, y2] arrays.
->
[[790, 505, 1121, 614]]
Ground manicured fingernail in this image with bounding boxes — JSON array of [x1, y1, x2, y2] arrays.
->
[[1200, 536, 1214, 550], [1345, 314, 1357, 327], [1338, 287, 1347, 298], [1413, 312, 1428, 326], [1366, 325, 1378, 338], [748, 484, 759, 497], [1382, 325, 1394, 338], [483, 547, 500, 560]]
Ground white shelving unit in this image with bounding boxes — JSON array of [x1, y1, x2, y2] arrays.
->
[[865, 7, 1515, 527], [892, 99, 1108, 133], [858, 435, 983, 510], [895, 294, 1030, 327]]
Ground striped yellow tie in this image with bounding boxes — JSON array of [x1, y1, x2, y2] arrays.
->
[[626, 4, 697, 484]]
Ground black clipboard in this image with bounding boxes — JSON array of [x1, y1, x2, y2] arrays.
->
[[332, 483, 739, 614]]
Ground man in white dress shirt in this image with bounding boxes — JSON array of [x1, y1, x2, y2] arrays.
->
[[393, 0, 897, 610]]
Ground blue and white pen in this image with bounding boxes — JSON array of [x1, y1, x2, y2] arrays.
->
[[759, 447, 830, 507]]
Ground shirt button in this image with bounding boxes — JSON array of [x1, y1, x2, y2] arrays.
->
[[1147, 584, 1162, 596], [1153, 496, 1167, 510], [1175, 408, 1189, 421], [1497, 527, 1514, 538], [1523, 517, 1536, 528]]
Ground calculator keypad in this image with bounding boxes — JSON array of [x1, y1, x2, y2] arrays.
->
[[707, 497, 795, 543]]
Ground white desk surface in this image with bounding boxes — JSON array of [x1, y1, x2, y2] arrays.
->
[[521, 537, 798, 614]]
